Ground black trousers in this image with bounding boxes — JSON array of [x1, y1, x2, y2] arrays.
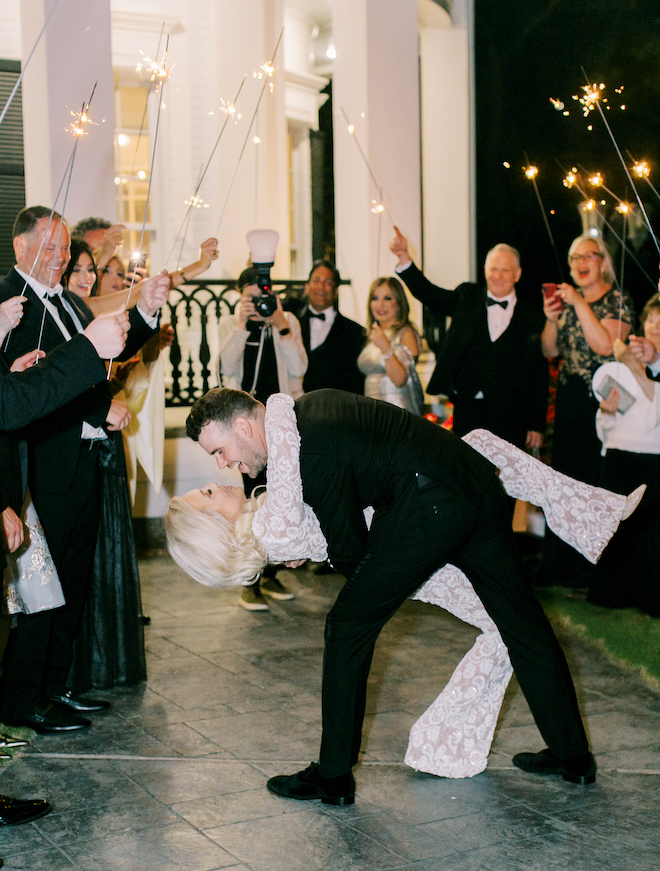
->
[[1, 444, 101, 718], [319, 475, 588, 772]]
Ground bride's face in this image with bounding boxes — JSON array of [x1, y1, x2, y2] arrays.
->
[[183, 482, 247, 522]]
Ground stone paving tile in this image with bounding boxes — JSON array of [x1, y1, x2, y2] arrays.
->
[[1, 555, 658, 871], [204, 808, 413, 871]]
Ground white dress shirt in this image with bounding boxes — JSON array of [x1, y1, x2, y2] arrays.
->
[[486, 290, 517, 341], [308, 305, 337, 351]]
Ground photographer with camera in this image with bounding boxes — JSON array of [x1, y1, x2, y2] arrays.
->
[[217, 265, 307, 609]]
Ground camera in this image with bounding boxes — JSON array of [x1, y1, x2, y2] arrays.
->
[[252, 292, 277, 318]]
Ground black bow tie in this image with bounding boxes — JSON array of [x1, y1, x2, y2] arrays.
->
[[308, 310, 326, 320], [486, 297, 508, 310]]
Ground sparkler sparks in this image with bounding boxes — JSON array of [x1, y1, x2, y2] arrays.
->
[[616, 202, 630, 214], [632, 159, 650, 179], [370, 200, 385, 214], [219, 98, 242, 122], [588, 172, 603, 187], [66, 107, 96, 137], [573, 82, 605, 117], [563, 169, 578, 189], [523, 165, 538, 179], [136, 40, 174, 92], [253, 61, 276, 92], [184, 195, 209, 209], [549, 97, 564, 111]]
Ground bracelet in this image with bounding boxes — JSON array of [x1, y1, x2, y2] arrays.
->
[[178, 267, 186, 282], [278, 327, 291, 337], [382, 348, 394, 361]]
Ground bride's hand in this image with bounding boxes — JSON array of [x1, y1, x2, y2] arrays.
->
[[284, 559, 306, 569]]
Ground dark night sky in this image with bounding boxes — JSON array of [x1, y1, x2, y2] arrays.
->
[[475, 0, 660, 314]]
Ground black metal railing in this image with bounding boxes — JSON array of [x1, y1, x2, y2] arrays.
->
[[165, 278, 310, 406]]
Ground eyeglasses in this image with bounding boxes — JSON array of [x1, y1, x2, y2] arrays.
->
[[309, 277, 335, 288], [569, 253, 603, 264]]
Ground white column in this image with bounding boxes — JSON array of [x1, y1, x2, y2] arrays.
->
[[332, 0, 421, 325], [19, 0, 116, 222], [419, 3, 472, 286]]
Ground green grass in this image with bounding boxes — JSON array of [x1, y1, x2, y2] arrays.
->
[[537, 586, 660, 689]]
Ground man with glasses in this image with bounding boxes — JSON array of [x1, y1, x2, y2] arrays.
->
[[299, 261, 365, 396]]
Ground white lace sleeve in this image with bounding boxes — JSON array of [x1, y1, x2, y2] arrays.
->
[[252, 394, 328, 563], [462, 428, 627, 564]]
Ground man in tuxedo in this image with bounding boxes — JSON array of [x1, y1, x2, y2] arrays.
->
[[391, 229, 548, 450], [188, 387, 596, 804], [0, 205, 169, 733], [299, 260, 365, 395], [0, 300, 130, 828]]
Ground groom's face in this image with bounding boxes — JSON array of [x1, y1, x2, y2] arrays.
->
[[198, 418, 268, 478]]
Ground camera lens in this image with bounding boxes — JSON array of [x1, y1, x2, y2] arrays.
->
[[253, 294, 277, 317]]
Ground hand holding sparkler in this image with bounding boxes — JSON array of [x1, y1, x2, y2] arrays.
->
[[10, 349, 45, 372], [83, 306, 131, 360], [628, 334, 659, 367], [105, 399, 131, 432], [0, 296, 26, 342], [136, 269, 171, 318], [390, 226, 412, 268], [94, 224, 126, 271]]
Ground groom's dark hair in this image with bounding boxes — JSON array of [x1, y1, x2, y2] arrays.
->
[[186, 388, 261, 441]]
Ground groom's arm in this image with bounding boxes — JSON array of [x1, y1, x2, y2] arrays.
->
[[300, 456, 368, 577]]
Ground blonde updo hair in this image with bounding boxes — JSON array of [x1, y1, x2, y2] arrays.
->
[[165, 491, 268, 587]]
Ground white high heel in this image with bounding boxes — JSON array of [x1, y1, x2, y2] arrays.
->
[[621, 484, 647, 521]]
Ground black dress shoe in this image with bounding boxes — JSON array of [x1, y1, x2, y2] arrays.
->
[[0, 794, 52, 826], [0, 734, 28, 749], [49, 691, 110, 714], [10, 704, 91, 734], [267, 762, 355, 806], [512, 748, 596, 785]]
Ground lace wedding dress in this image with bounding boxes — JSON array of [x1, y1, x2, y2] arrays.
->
[[253, 394, 635, 778]]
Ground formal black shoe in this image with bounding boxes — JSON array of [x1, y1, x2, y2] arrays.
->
[[0, 734, 28, 749], [267, 762, 355, 806], [512, 749, 596, 785], [0, 794, 52, 826], [10, 704, 91, 734], [49, 691, 110, 714]]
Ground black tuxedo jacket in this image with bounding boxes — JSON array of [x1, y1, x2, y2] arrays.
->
[[398, 262, 548, 435], [299, 308, 365, 395], [0, 268, 156, 493], [295, 389, 496, 577], [0, 338, 108, 566]]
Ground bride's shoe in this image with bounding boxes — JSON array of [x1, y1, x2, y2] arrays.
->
[[621, 484, 647, 521]]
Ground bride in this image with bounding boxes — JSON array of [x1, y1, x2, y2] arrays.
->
[[166, 393, 642, 778]]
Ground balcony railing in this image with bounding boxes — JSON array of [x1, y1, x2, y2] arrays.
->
[[165, 278, 309, 406]]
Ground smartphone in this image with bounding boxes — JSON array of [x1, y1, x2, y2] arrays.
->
[[542, 282, 564, 311]]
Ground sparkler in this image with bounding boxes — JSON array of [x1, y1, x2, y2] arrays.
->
[[628, 155, 660, 206], [166, 76, 247, 268], [119, 24, 166, 225], [123, 37, 172, 313], [522, 158, 563, 278], [341, 106, 395, 226], [556, 160, 657, 294], [0, 0, 63, 127], [580, 68, 660, 257], [213, 29, 284, 237]]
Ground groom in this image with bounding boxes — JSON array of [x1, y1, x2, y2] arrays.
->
[[187, 387, 596, 802]]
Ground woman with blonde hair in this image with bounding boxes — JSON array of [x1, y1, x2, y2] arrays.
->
[[358, 276, 424, 414], [166, 392, 641, 779]]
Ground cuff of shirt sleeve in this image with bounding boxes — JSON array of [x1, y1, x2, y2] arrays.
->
[[395, 261, 412, 274]]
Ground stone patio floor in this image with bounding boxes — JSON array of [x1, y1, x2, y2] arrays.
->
[[0, 555, 658, 870]]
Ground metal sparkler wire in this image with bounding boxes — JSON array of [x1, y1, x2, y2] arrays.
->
[[0, 0, 63, 127], [580, 67, 660, 258], [555, 160, 657, 293], [119, 24, 166, 225], [166, 75, 247, 267], [340, 106, 393, 228], [212, 29, 284, 238], [522, 155, 564, 279]]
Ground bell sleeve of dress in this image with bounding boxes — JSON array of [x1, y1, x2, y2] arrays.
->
[[274, 312, 308, 378], [252, 393, 328, 563]]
